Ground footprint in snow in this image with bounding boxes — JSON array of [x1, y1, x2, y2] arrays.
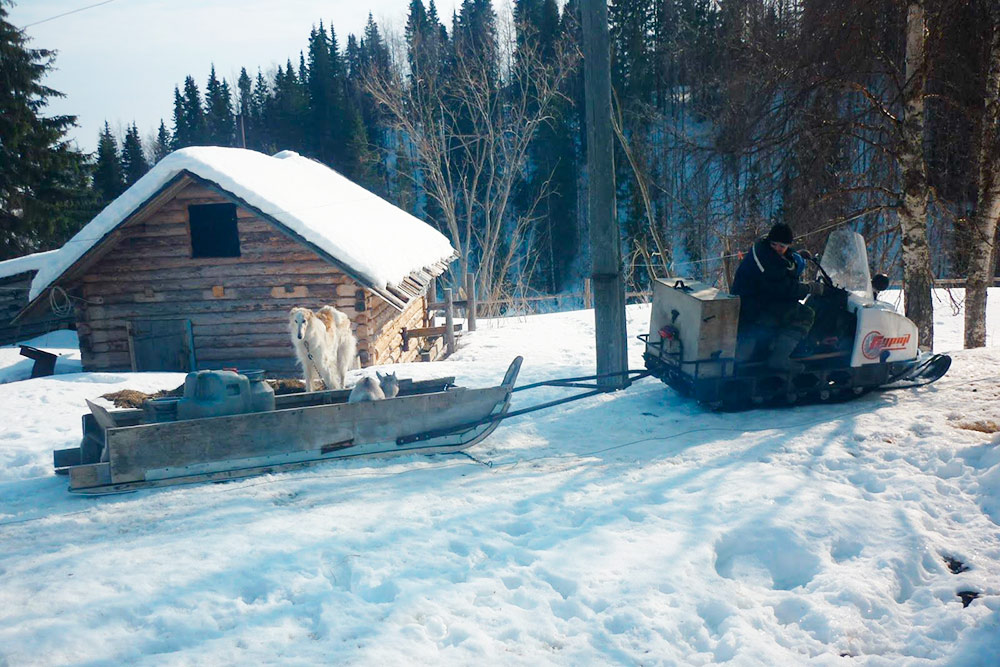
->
[[359, 579, 400, 604], [500, 520, 532, 537], [714, 525, 820, 591], [501, 575, 522, 590], [847, 471, 886, 494], [448, 540, 470, 557], [831, 538, 863, 562], [538, 569, 578, 599]]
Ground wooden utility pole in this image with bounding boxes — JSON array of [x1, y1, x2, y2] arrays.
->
[[581, 0, 629, 390]]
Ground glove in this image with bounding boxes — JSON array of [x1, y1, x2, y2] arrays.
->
[[791, 252, 806, 278], [807, 281, 825, 297]]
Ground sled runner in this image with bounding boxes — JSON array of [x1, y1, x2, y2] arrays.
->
[[641, 230, 951, 409], [54, 357, 522, 494]]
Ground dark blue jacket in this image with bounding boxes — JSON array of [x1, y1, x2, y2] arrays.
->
[[731, 239, 807, 322]]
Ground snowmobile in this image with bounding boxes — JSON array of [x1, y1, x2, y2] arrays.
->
[[639, 229, 951, 410]]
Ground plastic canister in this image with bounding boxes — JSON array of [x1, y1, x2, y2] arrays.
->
[[176, 370, 252, 420], [241, 369, 275, 412]]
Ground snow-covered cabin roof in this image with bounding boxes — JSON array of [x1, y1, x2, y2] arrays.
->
[[0, 250, 58, 282], [29, 147, 456, 305]]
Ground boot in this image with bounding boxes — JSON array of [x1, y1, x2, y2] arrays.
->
[[736, 336, 757, 363], [767, 332, 804, 373]]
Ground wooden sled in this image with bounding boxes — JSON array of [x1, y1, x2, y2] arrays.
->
[[54, 357, 523, 495]]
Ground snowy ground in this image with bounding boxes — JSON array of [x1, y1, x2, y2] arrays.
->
[[0, 291, 998, 665], [0, 329, 81, 385]]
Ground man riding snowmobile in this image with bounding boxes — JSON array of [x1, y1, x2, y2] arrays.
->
[[642, 227, 951, 409], [730, 223, 826, 371]]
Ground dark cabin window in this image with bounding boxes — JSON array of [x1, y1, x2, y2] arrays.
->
[[188, 203, 240, 258]]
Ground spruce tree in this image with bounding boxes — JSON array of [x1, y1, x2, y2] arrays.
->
[[120, 122, 149, 187], [170, 86, 186, 149], [362, 13, 390, 74], [346, 32, 361, 77], [236, 67, 253, 148], [328, 26, 350, 171], [0, 2, 92, 259], [93, 122, 124, 204], [516, 0, 579, 292], [514, 0, 542, 42], [152, 120, 172, 162], [609, 0, 656, 106], [343, 105, 373, 185], [204, 65, 235, 146], [306, 23, 335, 164], [271, 61, 308, 152], [271, 63, 288, 143], [251, 69, 271, 151], [455, 0, 497, 73], [180, 75, 206, 146], [405, 0, 430, 80], [355, 17, 392, 195]]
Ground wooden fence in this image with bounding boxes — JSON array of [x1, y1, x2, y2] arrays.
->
[[423, 277, 652, 355], [426, 276, 1000, 341]]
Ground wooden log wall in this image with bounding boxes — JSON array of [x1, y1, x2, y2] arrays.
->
[[70, 181, 433, 374], [363, 292, 429, 365], [0, 272, 75, 346], [0, 273, 31, 325]]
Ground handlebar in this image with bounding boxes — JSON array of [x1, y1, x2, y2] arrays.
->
[[805, 254, 836, 287]]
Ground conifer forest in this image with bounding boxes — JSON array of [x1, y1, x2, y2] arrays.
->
[[2, 0, 999, 347]]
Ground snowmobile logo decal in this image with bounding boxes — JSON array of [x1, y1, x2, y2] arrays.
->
[[862, 331, 911, 360]]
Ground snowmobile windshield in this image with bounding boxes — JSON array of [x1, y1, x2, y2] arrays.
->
[[820, 229, 872, 299]]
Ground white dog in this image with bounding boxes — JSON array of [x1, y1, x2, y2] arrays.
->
[[289, 305, 357, 392], [347, 371, 399, 403]]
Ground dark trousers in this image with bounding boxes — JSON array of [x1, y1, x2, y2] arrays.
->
[[745, 301, 815, 338]]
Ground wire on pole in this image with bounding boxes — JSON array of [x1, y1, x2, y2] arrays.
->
[[23, 0, 119, 29]]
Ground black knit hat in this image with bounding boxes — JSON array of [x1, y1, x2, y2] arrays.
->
[[766, 223, 794, 245]]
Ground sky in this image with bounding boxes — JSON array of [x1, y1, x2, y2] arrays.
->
[[0, 293, 998, 663], [8, 0, 477, 154]]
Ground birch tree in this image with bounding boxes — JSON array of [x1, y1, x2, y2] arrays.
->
[[365, 16, 577, 309], [898, 1, 935, 349], [964, 14, 1000, 348]]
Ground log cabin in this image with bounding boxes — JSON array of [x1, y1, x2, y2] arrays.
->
[[0, 250, 73, 345], [18, 147, 456, 374]]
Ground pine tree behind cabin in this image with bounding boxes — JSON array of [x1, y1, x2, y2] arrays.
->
[[235, 68, 253, 148], [170, 86, 186, 149], [362, 12, 391, 74], [172, 76, 207, 149], [0, 3, 92, 260], [93, 122, 125, 206], [121, 123, 149, 187], [515, 0, 580, 293], [205, 65, 236, 147], [270, 61, 309, 155], [305, 22, 339, 167], [152, 121, 172, 163], [250, 69, 271, 151]]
